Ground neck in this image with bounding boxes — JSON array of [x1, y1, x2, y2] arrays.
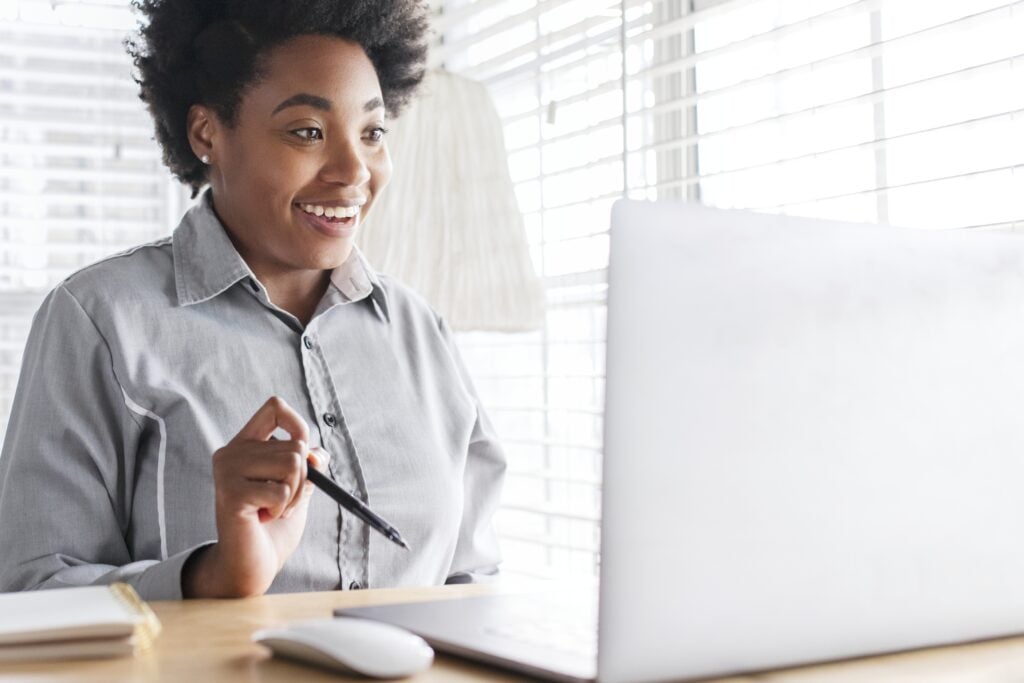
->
[[258, 267, 332, 327], [208, 198, 335, 327]]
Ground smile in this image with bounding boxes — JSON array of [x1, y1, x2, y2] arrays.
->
[[297, 203, 361, 220], [294, 202, 363, 239]]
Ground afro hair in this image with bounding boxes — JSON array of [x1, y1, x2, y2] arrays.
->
[[126, 0, 431, 195]]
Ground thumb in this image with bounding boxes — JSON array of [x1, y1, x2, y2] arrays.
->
[[307, 447, 329, 473], [299, 448, 330, 502]]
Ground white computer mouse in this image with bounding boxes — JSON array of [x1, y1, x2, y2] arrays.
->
[[253, 617, 434, 678]]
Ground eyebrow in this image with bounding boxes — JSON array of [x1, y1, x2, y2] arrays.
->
[[272, 93, 386, 116], [272, 93, 331, 115]]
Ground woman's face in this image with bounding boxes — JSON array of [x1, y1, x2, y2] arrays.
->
[[192, 35, 391, 277]]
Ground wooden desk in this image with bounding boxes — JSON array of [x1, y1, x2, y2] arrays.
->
[[0, 584, 524, 683], [4, 584, 1024, 682]]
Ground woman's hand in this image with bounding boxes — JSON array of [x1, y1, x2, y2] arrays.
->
[[183, 396, 325, 598]]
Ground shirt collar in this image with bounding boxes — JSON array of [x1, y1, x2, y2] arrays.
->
[[328, 246, 391, 322], [172, 190, 390, 322], [172, 192, 253, 306]]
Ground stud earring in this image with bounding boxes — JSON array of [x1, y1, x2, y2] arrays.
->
[[200, 154, 211, 165]]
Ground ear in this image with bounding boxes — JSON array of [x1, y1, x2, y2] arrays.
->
[[186, 104, 218, 164]]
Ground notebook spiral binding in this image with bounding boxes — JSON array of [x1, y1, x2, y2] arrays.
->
[[109, 583, 162, 652]]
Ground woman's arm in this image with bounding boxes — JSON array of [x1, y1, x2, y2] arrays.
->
[[0, 286, 325, 600], [0, 285, 204, 599]]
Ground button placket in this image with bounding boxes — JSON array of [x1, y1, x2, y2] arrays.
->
[[299, 325, 369, 589], [298, 324, 345, 589]]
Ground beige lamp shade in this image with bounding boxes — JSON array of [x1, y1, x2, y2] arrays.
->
[[358, 68, 544, 332]]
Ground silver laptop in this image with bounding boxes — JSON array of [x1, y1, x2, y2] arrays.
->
[[339, 200, 1024, 682]]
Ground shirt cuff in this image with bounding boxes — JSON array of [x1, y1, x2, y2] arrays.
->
[[131, 541, 217, 600]]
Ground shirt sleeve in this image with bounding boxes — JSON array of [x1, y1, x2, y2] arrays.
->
[[0, 284, 205, 600], [436, 318, 508, 584]]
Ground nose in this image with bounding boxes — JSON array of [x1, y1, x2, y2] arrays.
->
[[318, 137, 371, 187]]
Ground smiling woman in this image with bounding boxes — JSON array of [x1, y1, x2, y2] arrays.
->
[[189, 35, 394, 325], [0, 0, 508, 601]]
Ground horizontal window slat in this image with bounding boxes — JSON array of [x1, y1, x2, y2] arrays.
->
[[441, 0, 762, 88], [499, 503, 600, 524], [437, 0, 618, 61], [0, 124, 150, 142], [737, 163, 1024, 213], [467, 0, 1019, 125], [1, 91, 144, 111], [508, 115, 621, 154], [0, 41, 130, 65], [1, 218, 165, 232], [629, 107, 1024, 192], [497, 532, 599, 554], [502, 436, 602, 451], [624, 49, 1021, 136], [0, 167, 166, 183], [477, 0, 880, 121], [505, 467, 601, 486], [0, 191, 164, 207], [623, 0, 867, 50], [473, 368, 605, 381], [632, 102, 1022, 163], [1, 241, 164, 259], [493, 20, 1018, 135], [0, 66, 133, 87], [0, 142, 161, 159]]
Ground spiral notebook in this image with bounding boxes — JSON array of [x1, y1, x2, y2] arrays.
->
[[0, 583, 161, 662]]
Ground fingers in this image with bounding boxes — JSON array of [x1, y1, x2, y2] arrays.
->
[[215, 398, 330, 525], [308, 447, 328, 472], [220, 396, 311, 522], [213, 439, 310, 521], [231, 396, 310, 445], [281, 444, 312, 518], [222, 441, 306, 480], [238, 480, 294, 521], [295, 448, 330, 504]]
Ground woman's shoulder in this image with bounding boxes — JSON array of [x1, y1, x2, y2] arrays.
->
[[55, 236, 175, 314], [372, 271, 444, 330]]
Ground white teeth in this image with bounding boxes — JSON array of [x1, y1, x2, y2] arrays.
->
[[299, 203, 361, 219]]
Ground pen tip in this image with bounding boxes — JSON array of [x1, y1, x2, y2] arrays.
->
[[398, 538, 410, 551]]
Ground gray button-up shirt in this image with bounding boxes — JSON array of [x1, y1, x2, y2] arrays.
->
[[0, 194, 505, 599]]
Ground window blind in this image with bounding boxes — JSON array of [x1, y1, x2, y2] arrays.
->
[[438, 0, 1023, 580], [0, 1, 187, 446]]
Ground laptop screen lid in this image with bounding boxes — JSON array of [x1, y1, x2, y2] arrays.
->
[[599, 200, 1024, 682]]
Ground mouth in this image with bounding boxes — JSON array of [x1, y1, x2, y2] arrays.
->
[[294, 201, 364, 237]]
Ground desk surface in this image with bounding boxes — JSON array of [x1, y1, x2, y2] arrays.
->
[[3, 584, 1024, 683]]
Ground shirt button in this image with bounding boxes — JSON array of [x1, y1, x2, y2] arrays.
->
[[349, 581, 363, 590], [323, 413, 337, 428], [303, 336, 313, 350]]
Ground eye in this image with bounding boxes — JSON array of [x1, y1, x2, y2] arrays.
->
[[291, 127, 323, 142], [366, 126, 389, 143]]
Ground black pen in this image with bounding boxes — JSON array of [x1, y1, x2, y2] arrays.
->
[[306, 463, 410, 550]]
